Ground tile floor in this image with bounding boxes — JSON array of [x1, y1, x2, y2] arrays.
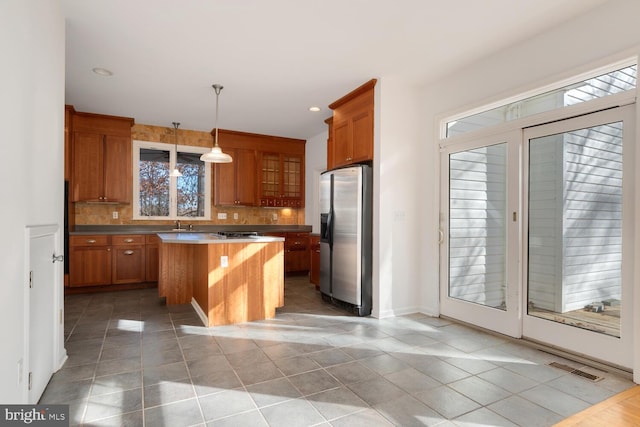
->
[[41, 276, 635, 426]]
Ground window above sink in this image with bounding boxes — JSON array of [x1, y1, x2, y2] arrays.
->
[[133, 140, 211, 221]]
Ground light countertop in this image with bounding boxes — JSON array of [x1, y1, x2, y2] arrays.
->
[[157, 233, 285, 244], [70, 224, 312, 235]]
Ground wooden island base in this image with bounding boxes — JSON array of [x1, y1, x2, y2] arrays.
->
[[159, 239, 284, 327]]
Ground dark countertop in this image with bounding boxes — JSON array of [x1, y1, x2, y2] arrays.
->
[[70, 224, 313, 235]]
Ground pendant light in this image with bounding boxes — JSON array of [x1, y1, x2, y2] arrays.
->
[[200, 84, 232, 163], [169, 122, 183, 177]]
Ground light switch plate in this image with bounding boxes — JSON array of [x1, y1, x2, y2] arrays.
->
[[218, 213, 227, 220], [220, 255, 228, 268], [233, 213, 238, 220]]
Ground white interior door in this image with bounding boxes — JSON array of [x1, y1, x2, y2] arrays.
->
[[522, 105, 634, 369], [28, 228, 58, 402], [440, 131, 521, 337]]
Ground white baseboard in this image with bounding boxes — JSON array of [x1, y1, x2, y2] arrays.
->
[[376, 305, 440, 319], [191, 298, 208, 327]]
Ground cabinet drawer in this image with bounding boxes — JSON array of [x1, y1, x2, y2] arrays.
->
[[112, 234, 145, 245], [145, 234, 161, 245], [286, 232, 309, 250], [70, 235, 110, 247]]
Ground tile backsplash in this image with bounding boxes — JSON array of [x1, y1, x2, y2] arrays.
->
[[74, 203, 303, 226], [73, 123, 305, 227]]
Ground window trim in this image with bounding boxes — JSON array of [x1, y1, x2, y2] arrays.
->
[[132, 140, 211, 221], [438, 57, 638, 140]]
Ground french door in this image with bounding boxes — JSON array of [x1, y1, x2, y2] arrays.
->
[[439, 130, 522, 337], [440, 106, 634, 368], [522, 106, 634, 368]]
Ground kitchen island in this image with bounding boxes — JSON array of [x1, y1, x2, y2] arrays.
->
[[157, 233, 285, 327]]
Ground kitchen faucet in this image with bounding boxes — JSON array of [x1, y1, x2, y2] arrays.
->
[[175, 220, 181, 230]]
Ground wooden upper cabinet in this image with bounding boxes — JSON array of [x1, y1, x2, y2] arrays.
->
[[212, 129, 306, 208], [325, 117, 334, 170], [70, 111, 134, 203], [214, 147, 257, 206], [328, 79, 376, 169], [72, 132, 104, 202], [258, 152, 304, 208]]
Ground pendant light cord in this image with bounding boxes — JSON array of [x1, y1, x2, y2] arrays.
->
[[212, 84, 223, 148]]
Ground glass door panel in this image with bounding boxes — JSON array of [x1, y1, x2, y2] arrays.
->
[[523, 106, 634, 369], [449, 144, 507, 309], [440, 131, 521, 337]]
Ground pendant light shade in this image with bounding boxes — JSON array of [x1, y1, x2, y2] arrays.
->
[[200, 84, 232, 163], [170, 122, 183, 177]]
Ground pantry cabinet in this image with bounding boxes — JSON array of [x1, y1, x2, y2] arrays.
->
[[71, 112, 134, 203]]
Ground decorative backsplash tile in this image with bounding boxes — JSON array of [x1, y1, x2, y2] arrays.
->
[[73, 124, 306, 226], [74, 203, 303, 226]]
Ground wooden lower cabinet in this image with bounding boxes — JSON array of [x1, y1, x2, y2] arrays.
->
[[145, 234, 160, 282], [69, 233, 159, 287], [310, 235, 320, 287], [265, 232, 310, 273], [286, 232, 310, 273], [112, 235, 146, 284], [159, 240, 284, 326], [69, 235, 112, 287]]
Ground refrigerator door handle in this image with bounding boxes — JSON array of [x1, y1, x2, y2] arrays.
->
[[326, 209, 334, 249]]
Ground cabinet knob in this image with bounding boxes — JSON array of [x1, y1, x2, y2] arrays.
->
[[124, 250, 134, 255]]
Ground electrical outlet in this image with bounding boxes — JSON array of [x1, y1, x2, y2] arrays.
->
[[112, 211, 118, 219], [272, 213, 278, 221], [220, 255, 228, 268], [233, 213, 238, 220], [218, 212, 227, 220]]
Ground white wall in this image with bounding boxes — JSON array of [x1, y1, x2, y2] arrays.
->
[[304, 129, 328, 233], [0, 0, 65, 402], [373, 77, 423, 317]]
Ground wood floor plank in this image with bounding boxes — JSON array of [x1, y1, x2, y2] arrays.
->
[[555, 386, 640, 427]]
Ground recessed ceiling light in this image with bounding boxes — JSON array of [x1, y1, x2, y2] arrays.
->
[[92, 67, 113, 77], [308, 106, 321, 112]]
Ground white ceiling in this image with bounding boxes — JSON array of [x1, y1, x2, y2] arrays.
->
[[62, 0, 607, 140]]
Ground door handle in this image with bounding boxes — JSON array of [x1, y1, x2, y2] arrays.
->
[[52, 253, 64, 263]]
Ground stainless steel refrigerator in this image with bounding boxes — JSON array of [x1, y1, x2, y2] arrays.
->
[[319, 164, 372, 316]]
